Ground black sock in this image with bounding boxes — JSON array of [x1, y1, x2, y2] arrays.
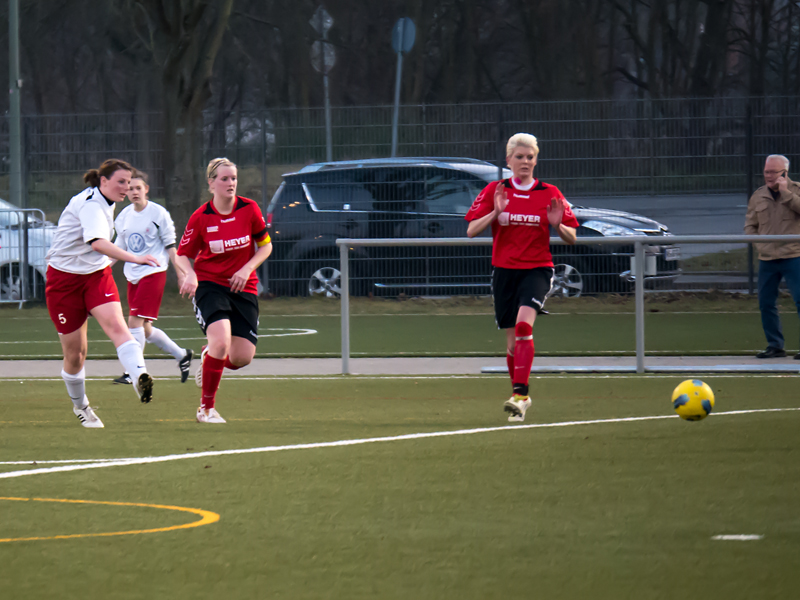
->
[[513, 383, 528, 397]]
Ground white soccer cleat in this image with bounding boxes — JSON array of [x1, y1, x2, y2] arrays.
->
[[195, 346, 208, 388], [73, 403, 104, 428], [504, 395, 531, 423], [135, 372, 154, 404], [196, 406, 226, 424]]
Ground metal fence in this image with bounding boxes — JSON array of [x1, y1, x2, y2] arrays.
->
[[336, 235, 800, 375], [1, 97, 798, 303], [0, 97, 798, 219], [0, 208, 51, 305]]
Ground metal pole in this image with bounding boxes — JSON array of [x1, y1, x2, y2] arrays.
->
[[390, 20, 405, 158], [10, 0, 26, 304], [745, 102, 755, 295], [323, 30, 333, 162], [340, 243, 350, 375], [9, 0, 22, 208], [634, 241, 645, 374]]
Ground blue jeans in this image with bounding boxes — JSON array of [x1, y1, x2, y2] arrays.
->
[[758, 256, 800, 350]]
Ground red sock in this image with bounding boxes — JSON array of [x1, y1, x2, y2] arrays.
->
[[513, 322, 534, 390], [506, 352, 515, 388], [223, 357, 242, 371], [201, 355, 226, 409]]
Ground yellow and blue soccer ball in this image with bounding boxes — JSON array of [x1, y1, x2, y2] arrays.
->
[[672, 379, 715, 421]]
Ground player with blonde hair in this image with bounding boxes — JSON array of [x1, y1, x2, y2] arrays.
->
[[175, 158, 272, 423], [466, 134, 578, 422]]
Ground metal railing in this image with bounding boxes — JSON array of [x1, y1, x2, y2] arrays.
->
[[336, 235, 800, 374], [0, 208, 51, 307]]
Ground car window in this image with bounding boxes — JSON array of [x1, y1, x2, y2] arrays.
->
[[355, 167, 427, 214], [303, 182, 375, 212], [425, 172, 486, 215]]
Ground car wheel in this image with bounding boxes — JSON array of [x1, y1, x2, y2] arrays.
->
[[549, 263, 585, 298], [0, 263, 44, 302], [307, 266, 342, 298]]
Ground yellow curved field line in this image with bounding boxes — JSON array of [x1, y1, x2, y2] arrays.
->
[[0, 497, 219, 543]]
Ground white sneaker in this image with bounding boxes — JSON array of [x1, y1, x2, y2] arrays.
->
[[504, 395, 532, 423], [196, 406, 226, 424], [134, 372, 154, 404], [73, 403, 104, 428], [195, 346, 208, 388]]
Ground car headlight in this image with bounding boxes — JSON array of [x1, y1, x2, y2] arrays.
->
[[581, 220, 638, 237]]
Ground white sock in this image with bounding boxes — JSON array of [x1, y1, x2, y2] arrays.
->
[[116, 339, 147, 384], [61, 368, 87, 409], [129, 327, 146, 351], [146, 327, 185, 360]]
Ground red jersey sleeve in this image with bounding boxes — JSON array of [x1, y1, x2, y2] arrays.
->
[[465, 181, 500, 222], [250, 203, 270, 244], [177, 210, 204, 259]]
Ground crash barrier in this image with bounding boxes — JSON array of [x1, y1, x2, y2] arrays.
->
[[0, 208, 51, 306], [336, 235, 800, 374]]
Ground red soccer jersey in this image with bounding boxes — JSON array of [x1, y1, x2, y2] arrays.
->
[[465, 179, 579, 269], [177, 196, 270, 294]]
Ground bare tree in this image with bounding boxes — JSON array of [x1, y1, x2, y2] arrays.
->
[[128, 0, 234, 228]]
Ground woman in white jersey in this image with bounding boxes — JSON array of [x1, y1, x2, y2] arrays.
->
[[45, 159, 159, 428], [111, 170, 193, 385]]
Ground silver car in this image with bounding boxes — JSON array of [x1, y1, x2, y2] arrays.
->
[[0, 199, 55, 302]]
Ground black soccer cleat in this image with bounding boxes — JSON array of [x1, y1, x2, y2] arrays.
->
[[136, 373, 154, 404], [113, 373, 132, 385], [178, 349, 194, 383]]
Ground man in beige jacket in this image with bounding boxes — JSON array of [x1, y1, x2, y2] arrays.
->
[[744, 154, 800, 359]]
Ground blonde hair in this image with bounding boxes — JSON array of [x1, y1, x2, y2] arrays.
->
[[206, 157, 237, 181], [506, 133, 539, 158]]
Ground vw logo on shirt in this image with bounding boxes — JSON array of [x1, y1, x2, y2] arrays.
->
[[128, 233, 146, 253]]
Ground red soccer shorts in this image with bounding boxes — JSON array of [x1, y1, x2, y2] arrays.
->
[[45, 265, 120, 334], [127, 270, 167, 321]]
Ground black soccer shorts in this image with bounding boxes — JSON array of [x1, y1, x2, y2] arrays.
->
[[192, 281, 259, 345], [492, 266, 554, 329]]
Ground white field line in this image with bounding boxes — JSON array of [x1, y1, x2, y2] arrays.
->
[[1, 408, 797, 479], [2, 374, 799, 383], [711, 534, 764, 541]]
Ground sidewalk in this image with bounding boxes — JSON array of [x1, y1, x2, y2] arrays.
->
[[2, 355, 798, 378]]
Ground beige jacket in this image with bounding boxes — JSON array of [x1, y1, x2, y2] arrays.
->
[[744, 178, 800, 260]]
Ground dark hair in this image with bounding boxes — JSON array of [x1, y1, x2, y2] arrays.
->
[[131, 169, 149, 185], [83, 159, 133, 188]]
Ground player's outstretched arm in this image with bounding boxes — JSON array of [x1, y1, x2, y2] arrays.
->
[[91, 239, 160, 266]]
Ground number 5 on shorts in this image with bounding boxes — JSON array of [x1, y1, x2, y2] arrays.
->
[[58, 313, 67, 324]]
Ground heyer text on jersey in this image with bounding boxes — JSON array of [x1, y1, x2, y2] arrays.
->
[[224, 235, 251, 249], [508, 213, 541, 225]]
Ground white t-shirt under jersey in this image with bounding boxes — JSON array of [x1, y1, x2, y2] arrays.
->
[[45, 187, 115, 274], [114, 201, 176, 284]]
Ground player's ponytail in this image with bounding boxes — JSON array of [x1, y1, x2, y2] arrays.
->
[[83, 159, 133, 188]]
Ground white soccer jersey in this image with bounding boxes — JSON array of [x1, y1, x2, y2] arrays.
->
[[45, 187, 115, 274], [114, 201, 176, 283]]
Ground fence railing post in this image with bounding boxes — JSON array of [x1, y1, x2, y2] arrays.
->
[[340, 242, 350, 375], [635, 241, 645, 374]]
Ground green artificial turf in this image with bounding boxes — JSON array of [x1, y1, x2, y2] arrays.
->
[[1, 375, 799, 599], [1, 301, 797, 358]]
